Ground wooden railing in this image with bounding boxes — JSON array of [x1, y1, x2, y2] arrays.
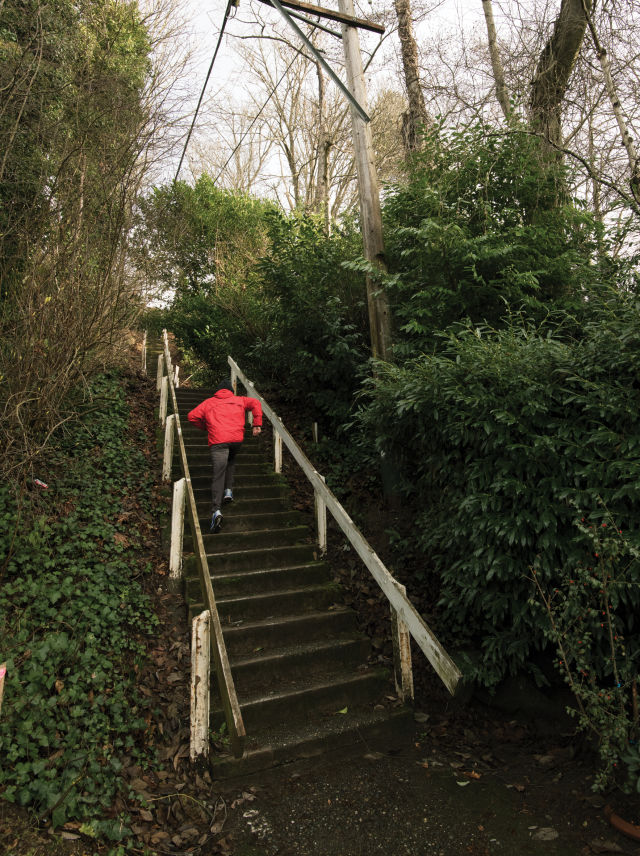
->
[[229, 357, 463, 698], [158, 332, 246, 759]]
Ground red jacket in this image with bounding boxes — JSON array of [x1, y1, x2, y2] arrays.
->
[[187, 390, 262, 445]]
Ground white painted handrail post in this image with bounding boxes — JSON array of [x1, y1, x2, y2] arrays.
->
[[315, 473, 327, 556], [190, 610, 211, 761], [141, 331, 147, 373], [170, 477, 186, 580], [391, 582, 414, 702], [162, 414, 176, 482], [173, 365, 180, 388], [156, 354, 163, 392], [274, 429, 283, 474], [159, 376, 168, 427]]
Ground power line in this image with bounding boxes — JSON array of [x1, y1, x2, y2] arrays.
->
[[174, 0, 235, 183], [213, 54, 298, 185]]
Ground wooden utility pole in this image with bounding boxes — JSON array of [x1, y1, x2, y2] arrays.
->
[[263, 0, 393, 360], [338, 0, 393, 362]]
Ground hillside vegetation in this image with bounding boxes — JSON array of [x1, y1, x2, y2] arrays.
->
[[140, 123, 640, 794]]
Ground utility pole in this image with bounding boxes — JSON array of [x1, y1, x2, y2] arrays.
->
[[338, 0, 392, 362], [263, 0, 393, 362]]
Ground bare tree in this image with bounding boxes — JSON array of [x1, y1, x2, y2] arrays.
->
[[394, 0, 430, 151], [529, 0, 591, 147]]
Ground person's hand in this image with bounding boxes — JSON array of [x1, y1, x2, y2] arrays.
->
[[252, 426, 261, 436]]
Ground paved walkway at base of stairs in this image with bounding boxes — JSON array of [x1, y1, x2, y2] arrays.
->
[[215, 730, 605, 856]]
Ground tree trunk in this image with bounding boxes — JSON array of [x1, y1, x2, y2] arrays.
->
[[313, 62, 332, 233], [580, 0, 640, 207], [394, 0, 429, 154], [530, 0, 591, 148], [481, 0, 511, 119]]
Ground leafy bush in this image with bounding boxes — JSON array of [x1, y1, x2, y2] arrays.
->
[[361, 296, 640, 689], [381, 121, 603, 358], [0, 373, 158, 828], [251, 212, 370, 429], [533, 518, 640, 792]]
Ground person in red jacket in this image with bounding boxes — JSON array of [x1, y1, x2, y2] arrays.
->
[[187, 380, 263, 533]]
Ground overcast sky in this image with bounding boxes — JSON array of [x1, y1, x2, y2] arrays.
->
[[160, 0, 490, 183]]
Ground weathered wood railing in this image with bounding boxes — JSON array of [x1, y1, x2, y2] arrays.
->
[[228, 357, 463, 698], [158, 332, 246, 759]]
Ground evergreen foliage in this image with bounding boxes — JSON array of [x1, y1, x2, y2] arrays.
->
[[0, 374, 157, 831], [137, 178, 275, 378], [382, 122, 603, 358], [362, 298, 640, 695], [252, 212, 370, 427]]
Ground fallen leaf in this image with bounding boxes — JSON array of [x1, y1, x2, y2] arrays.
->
[[589, 839, 624, 853], [335, 707, 348, 715], [531, 827, 559, 841], [463, 770, 481, 780], [114, 532, 130, 548], [456, 781, 471, 787]]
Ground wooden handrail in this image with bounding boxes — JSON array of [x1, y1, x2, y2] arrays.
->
[[229, 356, 463, 697], [163, 333, 246, 757]]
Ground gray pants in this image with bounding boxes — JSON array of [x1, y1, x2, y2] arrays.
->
[[210, 442, 242, 514]]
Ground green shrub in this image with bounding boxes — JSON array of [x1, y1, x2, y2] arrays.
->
[[252, 212, 370, 429], [381, 120, 603, 358], [361, 296, 640, 689], [533, 518, 640, 792]]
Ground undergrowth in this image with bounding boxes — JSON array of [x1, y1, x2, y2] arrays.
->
[[0, 372, 158, 839]]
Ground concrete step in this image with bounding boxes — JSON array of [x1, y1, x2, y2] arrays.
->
[[193, 496, 295, 518], [189, 582, 340, 623], [186, 525, 310, 554], [220, 608, 359, 658], [229, 637, 372, 695], [181, 473, 283, 490], [192, 483, 290, 502], [212, 667, 391, 731], [210, 705, 413, 779], [184, 561, 331, 601], [204, 543, 319, 571], [197, 510, 305, 533]]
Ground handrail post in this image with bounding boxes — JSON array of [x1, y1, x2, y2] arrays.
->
[[230, 366, 237, 393], [170, 477, 186, 580], [156, 354, 163, 392], [173, 365, 180, 388], [274, 428, 283, 474], [190, 610, 211, 761], [391, 582, 414, 702], [162, 414, 175, 482], [141, 331, 147, 373], [159, 376, 168, 427], [315, 473, 327, 556]]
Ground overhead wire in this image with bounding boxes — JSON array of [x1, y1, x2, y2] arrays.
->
[[213, 52, 299, 185], [174, 0, 236, 183]]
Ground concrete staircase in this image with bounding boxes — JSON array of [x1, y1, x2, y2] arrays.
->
[[173, 386, 413, 777]]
